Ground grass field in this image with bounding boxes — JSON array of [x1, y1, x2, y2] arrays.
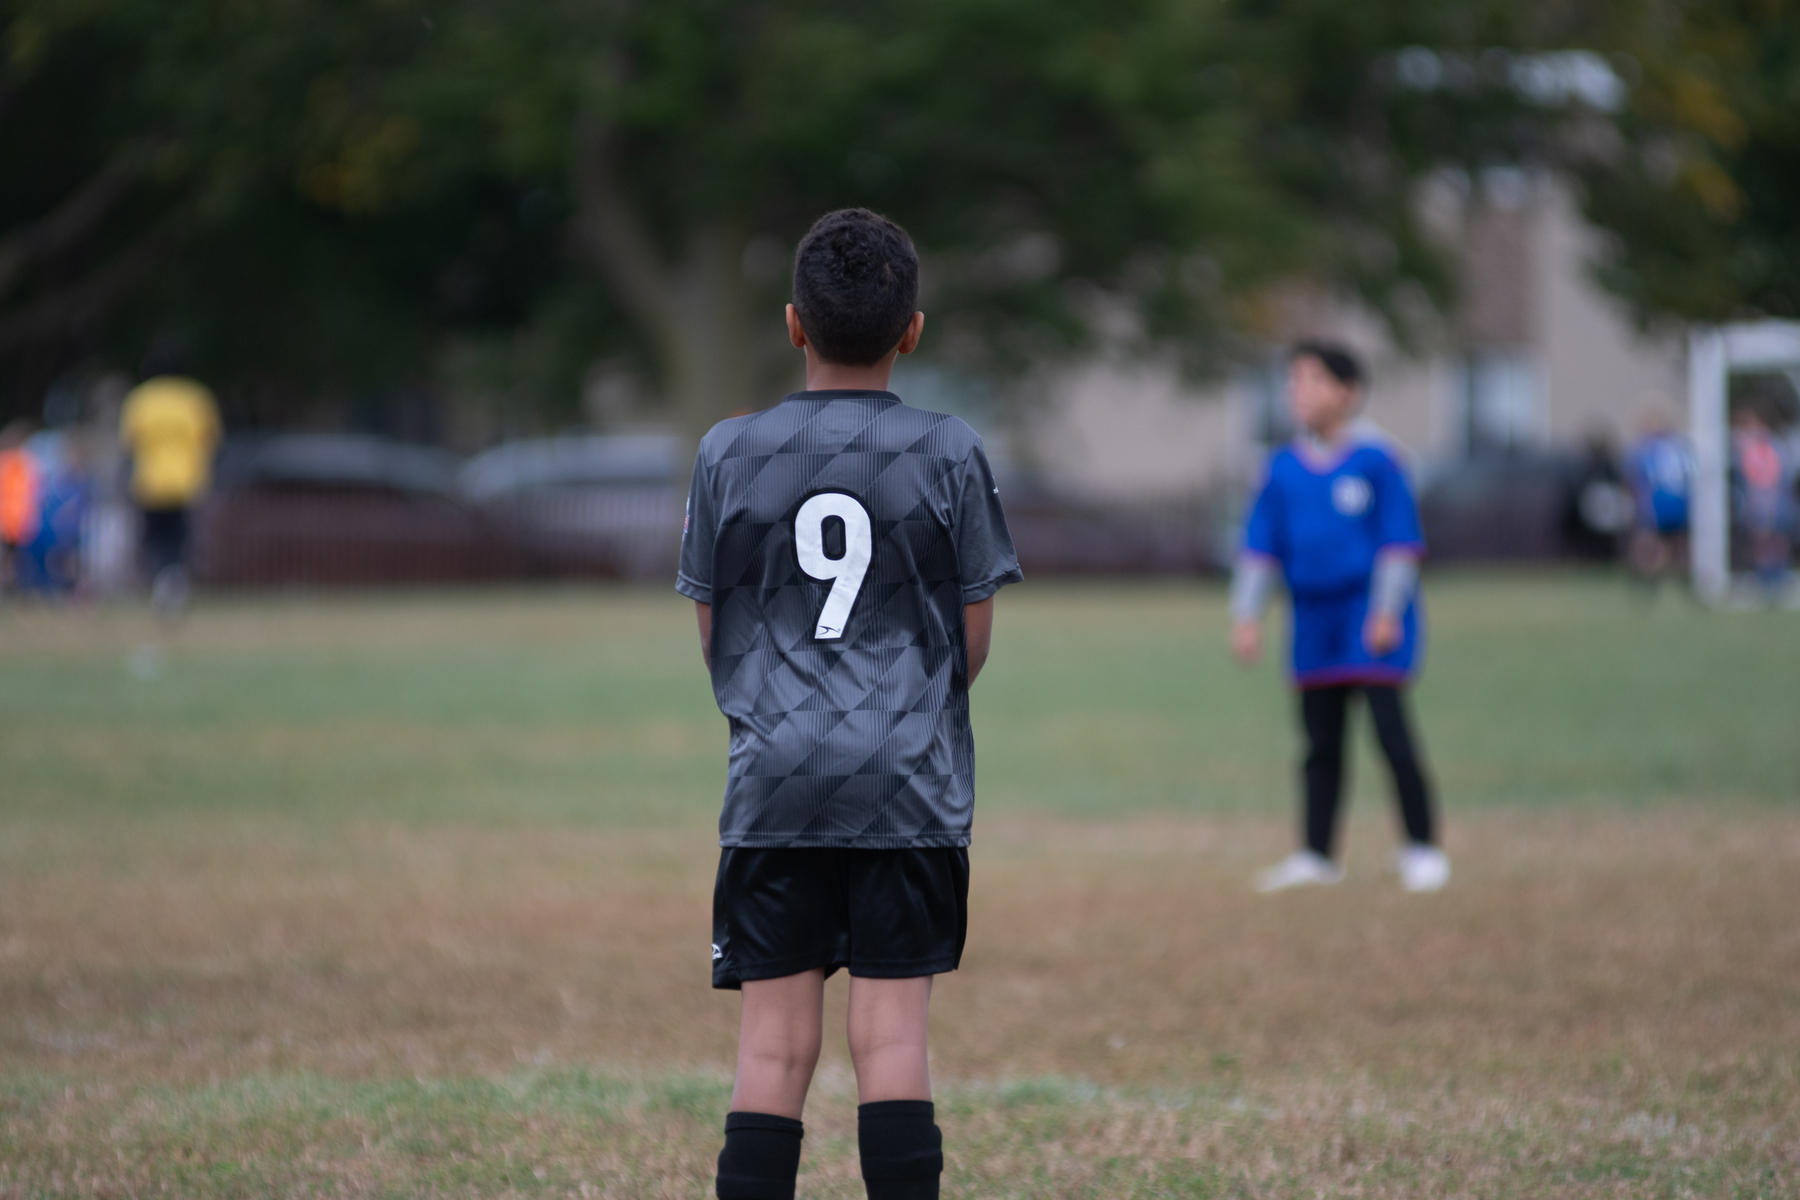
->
[[1, 574, 1797, 1198]]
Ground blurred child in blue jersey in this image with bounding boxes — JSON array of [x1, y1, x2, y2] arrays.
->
[[1623, 408, 1692, 588], [1229, 340, 1448, 894]]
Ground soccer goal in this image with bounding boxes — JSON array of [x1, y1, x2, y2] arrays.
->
[[1687, 320, 1800, 603]]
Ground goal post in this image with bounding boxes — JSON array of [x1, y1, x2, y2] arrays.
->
[[1687, 320, 1800, 603]]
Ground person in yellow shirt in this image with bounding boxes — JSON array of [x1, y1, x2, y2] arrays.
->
[[120, 348, 221, 608]]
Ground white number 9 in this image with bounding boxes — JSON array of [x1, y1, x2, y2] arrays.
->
[[795, 492, 872, 640]]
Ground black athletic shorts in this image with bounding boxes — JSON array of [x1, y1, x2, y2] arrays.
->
[[711, 846, 969, 990]]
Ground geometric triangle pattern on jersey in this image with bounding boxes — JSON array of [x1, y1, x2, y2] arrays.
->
[[678, 390, 1022, 848]]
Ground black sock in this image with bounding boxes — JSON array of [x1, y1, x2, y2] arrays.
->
[[716, 1111, 804, 1200], [858, 1099, 942, 1200]]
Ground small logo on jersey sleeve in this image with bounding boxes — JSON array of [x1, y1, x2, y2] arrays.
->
[[1332, 475, 1372, 516], [710, 943, 723, 962]]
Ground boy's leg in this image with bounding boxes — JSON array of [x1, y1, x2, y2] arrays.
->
[[1364, 685, 1435, 846], [1300, 685, 1352, 858], [717, 969, 825, 1200], [847, 975, 932, 1103], [849, 975, 941, 1200], [732, 968, 826, 1118]]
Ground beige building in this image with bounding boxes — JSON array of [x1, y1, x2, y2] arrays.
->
[[1026, 173, 1684, 503]]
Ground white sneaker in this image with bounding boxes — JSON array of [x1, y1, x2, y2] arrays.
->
[[1254, 851, 1344, 893], [1396, 844, 1450, 893]]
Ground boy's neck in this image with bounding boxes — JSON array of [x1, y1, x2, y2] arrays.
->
[[1302, 416, 1353, 451], [802, 346, 901, 394]]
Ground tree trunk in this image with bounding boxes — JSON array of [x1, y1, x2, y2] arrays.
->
[[661, 222, 759, 438], [570, 122, 768, 444]]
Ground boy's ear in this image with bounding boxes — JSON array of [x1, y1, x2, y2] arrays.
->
[[785, 304, 808, 350], [896, 311, 925, 356]]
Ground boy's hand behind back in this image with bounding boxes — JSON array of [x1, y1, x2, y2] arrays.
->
[[1231, 620, 1262, 666]]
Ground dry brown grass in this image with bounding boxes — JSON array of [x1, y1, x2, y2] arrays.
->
[[4, 808, 1798, 1196], [4, 580, 1798, 1193]]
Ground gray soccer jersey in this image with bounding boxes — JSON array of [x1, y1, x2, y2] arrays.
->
[[677, 389, 1022, 849]]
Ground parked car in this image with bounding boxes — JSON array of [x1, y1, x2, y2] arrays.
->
[[194, 435, 517, 586], [458, 434, 683, 579]]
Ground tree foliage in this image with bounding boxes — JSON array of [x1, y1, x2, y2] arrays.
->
[[1571, 0, 1800, 324], [0, 0, 1679, 432], [1, 0, 573, 425]]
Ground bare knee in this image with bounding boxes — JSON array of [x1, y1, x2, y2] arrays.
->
[[848, 1021, 923, 1066], [745, 1035, 821, 1078]]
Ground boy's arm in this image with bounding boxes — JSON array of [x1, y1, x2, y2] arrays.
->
[[1369, 551, 1419, 617], [676, 444, 718, 668], [964, 598, 993, 686], [1364, 453, 1425, 654], [1232, 465, 1282, 666], [1363, 550, 1417, 654], [1229, 555, 1275, 665], [949, 438, 1019, 689]]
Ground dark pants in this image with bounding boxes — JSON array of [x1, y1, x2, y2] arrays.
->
[[141, 506, 190, 577], [1300, 684, 1435, 858]]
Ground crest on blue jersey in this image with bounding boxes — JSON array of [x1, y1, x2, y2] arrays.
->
[[1331, 474, 1372, 516]]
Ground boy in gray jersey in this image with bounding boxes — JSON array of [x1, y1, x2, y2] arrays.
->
[[678, 209, 1020, 1200]]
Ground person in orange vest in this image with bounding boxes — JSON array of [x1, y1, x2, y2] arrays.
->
[[119, 345, 221, 612], [0, 420, 43, 593]]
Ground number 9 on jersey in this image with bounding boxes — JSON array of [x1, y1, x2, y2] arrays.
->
[[794, 492, 872, 640]]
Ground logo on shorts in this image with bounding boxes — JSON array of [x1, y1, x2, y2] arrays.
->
[[711, 943, 723, 962], [1332, 475, 1372, 516]]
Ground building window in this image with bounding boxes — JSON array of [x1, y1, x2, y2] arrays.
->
[[1243, 356, 1293, 448], [1456, 350, 1541, 454]]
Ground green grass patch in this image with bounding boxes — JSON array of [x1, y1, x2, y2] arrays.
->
[[1, 1066, 1790, 1198], [2, 573, 1793, 830]]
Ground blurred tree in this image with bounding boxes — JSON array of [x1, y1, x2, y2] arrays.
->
[[3, 0, 1614, 432], [400, 0, 1587, 434], [0, 5, 169, 409], [1570, 0, 1800, 323], [391, 0, 1283, 434], [0, 0, 579, 426]]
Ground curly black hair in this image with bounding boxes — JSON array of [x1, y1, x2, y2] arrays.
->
[[791, 209, 919, 367]]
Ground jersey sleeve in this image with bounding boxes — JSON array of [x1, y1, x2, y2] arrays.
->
[[675, 445, 718, 603], [1372, 451, 1425, 553], [954, 439, 1023, 603], [1241, 462, 1282, 562]]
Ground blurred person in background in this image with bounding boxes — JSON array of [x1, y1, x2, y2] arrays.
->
[[14, 429, 91, 596], [29, 431, 93, 600], [119, 342, 221, 613], [1623, 408, 1692, 589], [1230, 340, 1448, 894], [1731, 405, 1792, 602], [0, 420, 41, 594]]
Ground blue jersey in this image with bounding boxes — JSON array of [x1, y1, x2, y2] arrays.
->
[[1243, 437, 1425, 687], [1625, 432, 1691, 534]]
